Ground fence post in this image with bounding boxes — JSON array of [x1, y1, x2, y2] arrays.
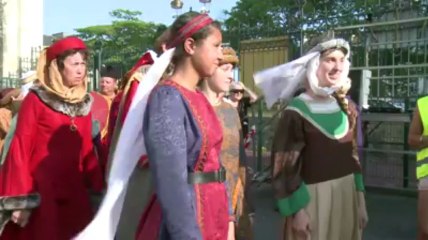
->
[[403, 121, 410, 188], [256, 100, 264, 172], [92, 52, 98, 92]]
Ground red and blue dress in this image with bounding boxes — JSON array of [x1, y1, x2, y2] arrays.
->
[[137, 80, 230, 240]]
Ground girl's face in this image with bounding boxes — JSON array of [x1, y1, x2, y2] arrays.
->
[[316, 49, 346, 87], [190, 27, 223, 78], [206, 63, 234, 93]]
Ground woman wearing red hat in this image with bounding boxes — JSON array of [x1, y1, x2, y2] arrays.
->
[[0, 37, 104, 240]]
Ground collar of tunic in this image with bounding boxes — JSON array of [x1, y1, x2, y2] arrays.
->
[[286, 93, 349, 139], [31, 85, 93, 117]]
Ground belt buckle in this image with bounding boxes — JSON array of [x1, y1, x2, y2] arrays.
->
[[217, 167, 226, 182]]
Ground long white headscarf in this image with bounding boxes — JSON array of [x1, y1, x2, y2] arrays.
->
[[254, 38, 350, 108], [74, 48, 175, 240]]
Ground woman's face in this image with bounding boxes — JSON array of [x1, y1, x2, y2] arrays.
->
[[60, 52, 86, 88], [316, 49, 346, 88], [191, 27, 223, 78], [207, 63, 233, 93]]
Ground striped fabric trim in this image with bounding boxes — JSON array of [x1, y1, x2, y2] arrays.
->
[[298, 93, 340, 113], [167, 14, 213, 48]]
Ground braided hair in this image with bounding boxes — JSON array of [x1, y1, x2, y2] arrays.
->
[[333, 77, 360, 163]]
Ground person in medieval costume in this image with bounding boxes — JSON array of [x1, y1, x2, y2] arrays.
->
[[198, 46, 254, 239], [90, 65, 121, 177], [136, 12, 232, 240], [91, 65, 120, 140], [0, 36, 104, 240], [110, 36, 172, 240], [104, 29, 170, 174], [75, 12, 232, 240], [254, 34, 368, 240], [98, 29, 170, 240], [111, 51, 156, 240], [103, 55, 154, 168]]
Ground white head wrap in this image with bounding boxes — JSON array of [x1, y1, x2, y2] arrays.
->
[[74, 48, 175, 240], [254, 38, 350, 108], [20, 70, 37, 97]]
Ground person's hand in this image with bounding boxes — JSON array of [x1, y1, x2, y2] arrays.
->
[[11, 210, 31, 227], [358, 192, 369, 229], [11, 92, 25, 101], [292, 209, 311, 239], [227, 221, 235, 240]]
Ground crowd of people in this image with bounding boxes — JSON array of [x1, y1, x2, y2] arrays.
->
[[0, 10, 426, 240]]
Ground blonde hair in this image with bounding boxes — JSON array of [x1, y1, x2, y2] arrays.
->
[[220, 47, 239, 67]]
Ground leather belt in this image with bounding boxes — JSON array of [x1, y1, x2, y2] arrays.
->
[[188, 167, 226, 184]]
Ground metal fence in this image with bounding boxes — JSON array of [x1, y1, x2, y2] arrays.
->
[[335, 5, 427, 190], [0, 46, 41, 89]]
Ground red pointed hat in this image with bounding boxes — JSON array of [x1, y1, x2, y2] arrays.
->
[[46, 36, 87, 62], [129, 51, 155, 74], [123, 51, 156, 80]]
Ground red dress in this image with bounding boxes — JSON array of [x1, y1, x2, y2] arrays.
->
[[0, 90, 104, 240]]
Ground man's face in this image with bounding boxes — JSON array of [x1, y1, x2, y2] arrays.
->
[[99, 76, 117, 95]]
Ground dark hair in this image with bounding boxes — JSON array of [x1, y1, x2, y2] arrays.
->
[[101, 65, 121, 80], [56, 49, 89, 70], [169, 12, 221, 65], [153, 28, 171, 55]]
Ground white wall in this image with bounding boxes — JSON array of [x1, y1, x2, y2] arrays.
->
[[2, 0, 43, 77]]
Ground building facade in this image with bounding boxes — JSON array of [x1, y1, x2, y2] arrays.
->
[[1, 0, 43, 78]]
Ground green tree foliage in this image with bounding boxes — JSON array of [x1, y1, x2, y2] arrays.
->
[[222, 0, 288, 46], [222, 0, 384, 51], [76, 9, 167, 71]]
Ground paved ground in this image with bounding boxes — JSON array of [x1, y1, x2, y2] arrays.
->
[[251, 184, 417, 240]]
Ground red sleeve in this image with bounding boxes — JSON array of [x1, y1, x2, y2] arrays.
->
[[121, 80, 139, 124], [81, 113, 105, 193], [0, 92, 40, 196]]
